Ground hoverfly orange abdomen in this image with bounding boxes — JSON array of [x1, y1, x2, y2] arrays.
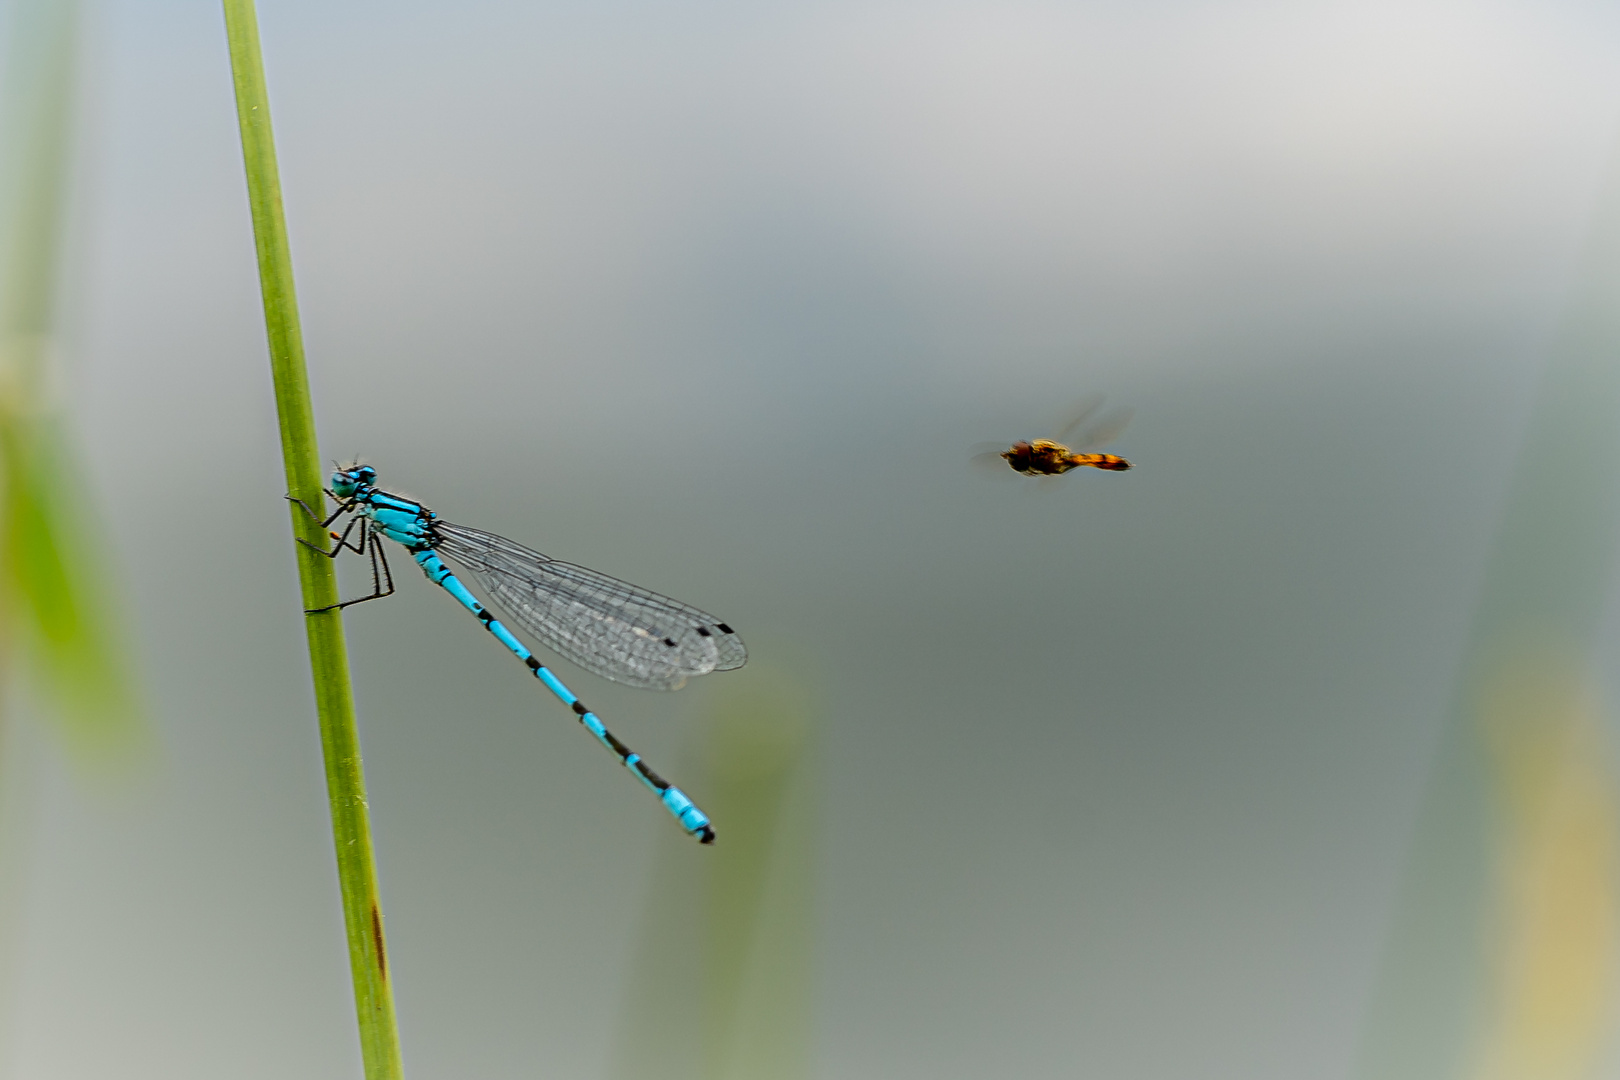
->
[[1073, 453, 1131, 472]]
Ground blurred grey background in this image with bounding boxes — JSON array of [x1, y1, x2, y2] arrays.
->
[[8, 0, 1620, 1076]]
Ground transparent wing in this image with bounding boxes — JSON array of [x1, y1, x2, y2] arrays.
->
[[1070, 406, 1133, 451], [1052, 395, 1106, 444], [969, 441, 1014, 476], [1052, 395, 1132, 450], [434, 521, 747, 691]]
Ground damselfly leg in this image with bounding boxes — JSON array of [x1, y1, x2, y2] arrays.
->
[[286, 495, 397, 613]]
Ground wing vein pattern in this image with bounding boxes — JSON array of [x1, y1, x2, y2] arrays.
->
[[434, 520, 746, 691]]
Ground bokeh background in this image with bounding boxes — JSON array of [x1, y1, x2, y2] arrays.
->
[[6, 0, 1620, 1076]]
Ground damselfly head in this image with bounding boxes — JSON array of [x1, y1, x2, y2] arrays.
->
[[331, 463, 377, 498]]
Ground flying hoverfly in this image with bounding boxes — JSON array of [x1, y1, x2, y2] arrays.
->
[[978, 396, 1134, 477]]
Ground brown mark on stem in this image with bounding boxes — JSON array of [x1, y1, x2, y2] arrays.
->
[[370, 902, 387, 980]]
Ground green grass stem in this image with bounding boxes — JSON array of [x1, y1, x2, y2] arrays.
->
[[220, 3, 402, 1075]]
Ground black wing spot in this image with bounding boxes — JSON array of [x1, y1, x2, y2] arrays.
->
[[717, 623, 734, 634], [663, 637, 678, 647], [696, 626, 712, 638]]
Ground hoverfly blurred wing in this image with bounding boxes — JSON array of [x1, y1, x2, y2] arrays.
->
[[969, 441, 1014, 476], [1072, 406, 1133, 451], [1052, 395, 1106, 445]]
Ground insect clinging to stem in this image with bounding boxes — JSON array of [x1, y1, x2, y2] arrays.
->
[[290, 463, 746, 843]]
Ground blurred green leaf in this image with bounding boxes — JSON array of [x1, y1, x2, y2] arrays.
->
[[1355, 149, 1620, 1080], [0, 405, 141, 760], [615, 666, 817, 1080], [0, 0, 142, 764], [703, 674, 814, 1080]]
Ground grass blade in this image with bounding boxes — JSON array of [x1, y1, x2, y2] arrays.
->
[[219, 2, 402, 1074]]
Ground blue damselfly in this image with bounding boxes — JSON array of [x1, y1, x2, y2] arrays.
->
[[291, 464, 746, 842]]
